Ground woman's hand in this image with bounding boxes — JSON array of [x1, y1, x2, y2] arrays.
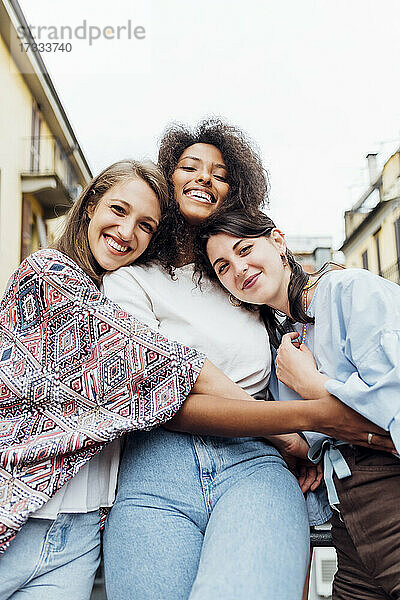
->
[[310, 396, 396, 452], [267, 433, 323, 493], [276, 332, 329, 399], [164, 358, 396, 454], [276, 333, 396, 453]]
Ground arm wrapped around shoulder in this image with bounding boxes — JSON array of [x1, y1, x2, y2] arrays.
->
[[0, 249, 205, 552]]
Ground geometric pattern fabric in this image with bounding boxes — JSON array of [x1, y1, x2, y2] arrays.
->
[[0, 249, 205, 553]]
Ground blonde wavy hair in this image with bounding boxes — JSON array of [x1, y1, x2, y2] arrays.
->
[[54, 159, 168, 286]]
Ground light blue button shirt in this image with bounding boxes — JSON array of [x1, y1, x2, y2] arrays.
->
[[318, 269, 400, 453], [269, 349, 332, 526], [275, 269, 400, 516], [273, 268, 400, 514]]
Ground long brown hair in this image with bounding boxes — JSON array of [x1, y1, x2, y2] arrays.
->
[[54, 159, 168, 286], [197, 209, 314, 348]]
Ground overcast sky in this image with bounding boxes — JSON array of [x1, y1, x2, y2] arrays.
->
[[18, 0, 400, 247]]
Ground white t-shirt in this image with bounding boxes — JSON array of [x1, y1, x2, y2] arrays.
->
[[103, 263, 271, 396], [32, 439, 120, 519], [34, 262, 270, 518]]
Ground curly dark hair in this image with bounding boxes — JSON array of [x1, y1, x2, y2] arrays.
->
[[137, 118, 269, 274]]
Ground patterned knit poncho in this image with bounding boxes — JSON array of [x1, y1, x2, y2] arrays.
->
[[0, 250, 205, 553]]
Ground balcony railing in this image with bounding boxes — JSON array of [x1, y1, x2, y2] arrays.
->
[[381, 258, 400, 285], [21, 135, 80, 198], [20, 136, 81, 217]]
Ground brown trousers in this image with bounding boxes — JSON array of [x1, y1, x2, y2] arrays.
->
[[332, 445, 400, 599]]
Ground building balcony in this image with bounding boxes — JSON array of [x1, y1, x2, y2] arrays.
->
[[381, 258, 400, 285], [20, 136, 82, 219]]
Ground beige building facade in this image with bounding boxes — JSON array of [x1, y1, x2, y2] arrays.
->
[[341, 152, 400, 283], [0, 0, 91, 295], [286, 235, 334, 274]]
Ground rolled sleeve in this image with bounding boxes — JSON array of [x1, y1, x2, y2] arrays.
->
[[325, 329, 400, 454]]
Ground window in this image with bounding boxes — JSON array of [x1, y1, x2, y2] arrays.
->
[[20, 196, 47, 262], [374, 229, 382, 276], [393, 218, 400, 282], [394, 218, 400, 259], [362, 250, 369, 270], [30, 102, 41, 172]]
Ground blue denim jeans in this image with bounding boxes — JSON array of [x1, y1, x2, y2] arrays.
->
[[0, 511, 101, 599], [104, 429, 310, 600]]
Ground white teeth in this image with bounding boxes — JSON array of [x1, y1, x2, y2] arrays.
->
[[185, 190, 214, 203], [105, 236, 129, 253]]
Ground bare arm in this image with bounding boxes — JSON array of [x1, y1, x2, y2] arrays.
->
[[178, 359, 311, 448], [167, 359, 395, 452]]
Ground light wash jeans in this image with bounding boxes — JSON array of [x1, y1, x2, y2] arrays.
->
[[104, 429, 310, 600], [0, 510, 101, 599]]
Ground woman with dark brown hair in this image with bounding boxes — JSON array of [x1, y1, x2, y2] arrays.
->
[[102, 119, 392, 600], [203, 207, 400, 600]]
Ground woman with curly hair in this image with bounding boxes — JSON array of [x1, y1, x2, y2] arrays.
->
[[102, 119, 391, 600], [150, 118, 268, 273]]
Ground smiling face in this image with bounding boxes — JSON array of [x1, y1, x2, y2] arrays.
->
[[206, 231, 292, 312], [172, 143, 230, 225], [87, 177, 161, 271]]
